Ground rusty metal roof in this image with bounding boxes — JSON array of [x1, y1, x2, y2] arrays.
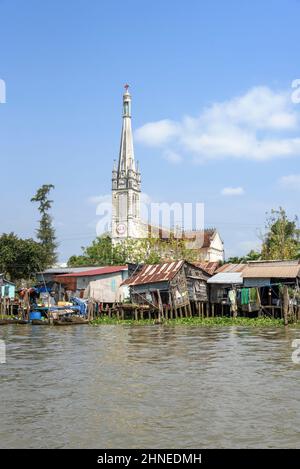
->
[[243, 263, 300, 279], [122, 260, 185, 286], [193, 261, 220, 275], [217, 263, 247, 273]]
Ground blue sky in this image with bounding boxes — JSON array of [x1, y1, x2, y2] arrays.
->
[[0, 0, 299, 261]]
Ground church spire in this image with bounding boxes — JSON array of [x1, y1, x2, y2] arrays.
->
[[111, 85, 142, 243], [117, 84, 136, 174]]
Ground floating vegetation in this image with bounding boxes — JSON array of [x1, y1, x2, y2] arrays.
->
[[90, 316, 299, 327]]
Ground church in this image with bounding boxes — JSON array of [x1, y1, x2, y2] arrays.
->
[[111, 86, 224, 263]]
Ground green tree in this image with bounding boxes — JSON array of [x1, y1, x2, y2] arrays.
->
[[68, 235, 114, 267], [0, 233, 47, 281], [261, 207, 300, 260], [227, 249, 261, 264], [67, 234, 198, 267], [31, 184, 57, 266]]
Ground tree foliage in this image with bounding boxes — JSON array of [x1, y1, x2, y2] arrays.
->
[[261, 207, 300, 260], [0, 233, 47, 281], [227, 249, 261, 264], [227, 207, 300, 263], [67, 234, 198, 267], [31, 184, 57, 266]]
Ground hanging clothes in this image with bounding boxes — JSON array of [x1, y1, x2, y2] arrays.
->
[[241, 288, 250, 305], [228, 289, 238, 313], [249, 288, 257, 302]]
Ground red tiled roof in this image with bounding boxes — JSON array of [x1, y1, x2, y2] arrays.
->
[[55, 265, 128, 278], [142, 224, 219, 249]]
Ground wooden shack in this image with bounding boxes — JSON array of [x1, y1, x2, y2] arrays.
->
[[122, 260, 210, 318], [207, 260, 300, 319], [242, 260, 300, 320]]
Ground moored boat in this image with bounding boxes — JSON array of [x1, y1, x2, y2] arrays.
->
[[0, 319, 10, 325], [31, 319, 51, 325], [54, 317, 89, 326], [0, 318, 28, 325]]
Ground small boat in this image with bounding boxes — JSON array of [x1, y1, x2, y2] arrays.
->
[[54, 317, 89, 326], [0, 318, 28, 325], [0, 319, 10, 325], [31, 319, 51, 325]]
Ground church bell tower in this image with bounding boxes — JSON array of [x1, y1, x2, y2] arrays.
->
[[112, 85, 142, 243]]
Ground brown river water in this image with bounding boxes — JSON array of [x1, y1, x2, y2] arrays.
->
[[0, 324, 300, 448]]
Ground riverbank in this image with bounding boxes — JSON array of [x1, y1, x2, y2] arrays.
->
[[90, 316, 300, 327]]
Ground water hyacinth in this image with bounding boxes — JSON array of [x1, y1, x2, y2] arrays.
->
[[90, 316, 300, 327]]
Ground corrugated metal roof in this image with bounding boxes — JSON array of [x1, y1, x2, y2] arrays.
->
[[55, 266, 128, 278], [193, 262, 220, 275], [243, 264, 300, 279], [247, 260, 299, 266], [217, 263, 247, 273], [122, 260, 185, 286], [207, 272, 243, 284], [39, 266, 104, 275]]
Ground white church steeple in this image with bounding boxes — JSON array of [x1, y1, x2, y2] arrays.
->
[[112, 85, 142, 243]]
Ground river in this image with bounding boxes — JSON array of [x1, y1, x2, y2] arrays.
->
[[0, 324, 300, 448]]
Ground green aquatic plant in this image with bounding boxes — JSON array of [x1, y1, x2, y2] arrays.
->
[[90, 316, 296, 328]]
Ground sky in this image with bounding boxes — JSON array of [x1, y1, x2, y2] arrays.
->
[[0, 0, 300, 262]]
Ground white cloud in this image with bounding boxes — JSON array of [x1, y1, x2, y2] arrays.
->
[[221, 187, 245, 196], [135, 119, 178, 146], [279, 174, 300, 190], [135, 86, 300, 163], [163, 150, 183, 164]]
